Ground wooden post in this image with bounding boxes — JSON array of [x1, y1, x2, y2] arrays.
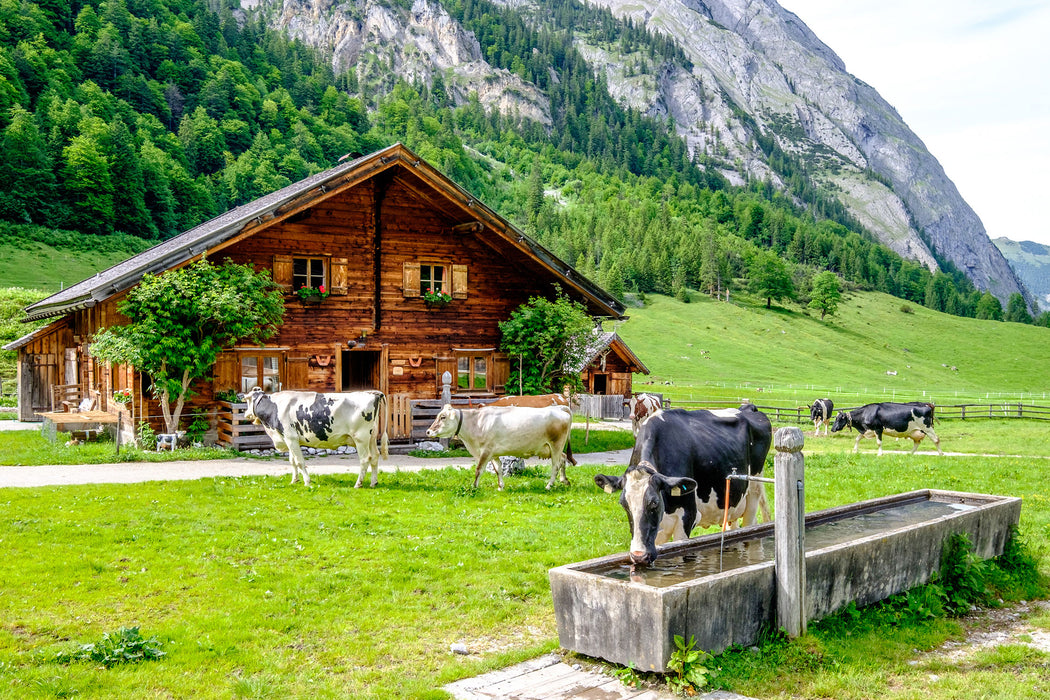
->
[[440, 371, 452, 449], [774, 426, 806, 638]]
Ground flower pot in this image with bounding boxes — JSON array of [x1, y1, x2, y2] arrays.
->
[[301, 296, 324, 305]]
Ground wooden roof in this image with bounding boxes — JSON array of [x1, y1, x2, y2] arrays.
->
[[19, 143, 626, 323]]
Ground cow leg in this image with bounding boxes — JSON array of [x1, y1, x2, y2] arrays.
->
[[739, 482, 768, 527], [926, 428, 943, 455], [353, 437, 380, 488], [288, 443, 310, 487], [473, 450, 502, 490], [852, 433, 863, 453], [875, 430, 884, 457], [546, 446, 569, 489]]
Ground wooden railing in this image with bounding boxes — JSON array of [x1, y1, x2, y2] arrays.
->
[[669, 400, 1050, 423]]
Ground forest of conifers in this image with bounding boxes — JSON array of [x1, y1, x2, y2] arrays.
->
[[0, 0, 1042, 324]]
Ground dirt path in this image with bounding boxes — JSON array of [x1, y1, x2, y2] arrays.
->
[[0, 448, 634, 488]]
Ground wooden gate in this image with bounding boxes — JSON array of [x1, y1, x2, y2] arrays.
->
[[388, 393, 413, 441]]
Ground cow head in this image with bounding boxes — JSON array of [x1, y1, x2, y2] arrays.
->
[[830, 411, 851, 433], [243, 387, 266, 424], [425, 404, 460, 439], [594, 464, 697, 566]]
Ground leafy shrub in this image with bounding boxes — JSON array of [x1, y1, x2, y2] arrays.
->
[[666, 634, 710, 694], [184, 416, 210, 444], [900, 304, 913, 314], [137, 421, 157, 449], [54, 627, 165, 668]]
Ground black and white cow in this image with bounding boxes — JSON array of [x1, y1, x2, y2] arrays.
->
[[594, 404, 773, 566], [830, 401, 941, 456], [810, 398, 834, 436], [244, 387, 390, 487]]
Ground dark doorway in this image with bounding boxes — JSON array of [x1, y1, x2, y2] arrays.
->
[[342, 350, 381, 391], [592, 373, 608, 395]]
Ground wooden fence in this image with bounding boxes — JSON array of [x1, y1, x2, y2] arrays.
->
[[576, 394, 628, 421], [670, 400, 1050, 423]]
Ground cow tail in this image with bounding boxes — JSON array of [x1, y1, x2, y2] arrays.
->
[[379, 392, 390, 460]]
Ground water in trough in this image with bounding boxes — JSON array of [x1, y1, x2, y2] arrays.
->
[[592, 498, 977, 588]]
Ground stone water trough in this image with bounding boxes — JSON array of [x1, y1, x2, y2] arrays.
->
[[549, 487, 1021, 672]]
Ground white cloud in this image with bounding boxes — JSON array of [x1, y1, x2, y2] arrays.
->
[[779, 0, 1050, 244]]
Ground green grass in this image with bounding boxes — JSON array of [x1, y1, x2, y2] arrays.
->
[[0, 431, 239, 466], [0, 436, 1048, 698], [620, 291, 1050, 406]]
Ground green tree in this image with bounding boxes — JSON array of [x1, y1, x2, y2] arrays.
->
[[61, 121, 114, 235], [499, 290, 594, 395], [808, 270, 842, 320], [91, 259, 285, 433], [975, 292, 1004, 321], [1004, 293, 1033, 324], [0, 106, 55, 224], [750, 250, 794, 308]]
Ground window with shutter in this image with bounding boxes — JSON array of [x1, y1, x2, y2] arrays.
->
[[403, 262, 421, 298]]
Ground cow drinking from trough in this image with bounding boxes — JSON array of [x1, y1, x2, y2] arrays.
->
[[425, 404, 572, 490], [244, 387, 390, 488], [484, 394, 577, 465], [594, 404, 773, 566], [830, 401, 941, 456], [810, 398, 834, 436]]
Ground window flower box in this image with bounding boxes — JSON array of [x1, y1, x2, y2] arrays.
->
[[422, 288, 452, 308], [297, 285, 329, 304]]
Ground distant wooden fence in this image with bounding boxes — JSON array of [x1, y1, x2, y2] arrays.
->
[[670, 400, 1050, 423], [576, 394, 627, 421]]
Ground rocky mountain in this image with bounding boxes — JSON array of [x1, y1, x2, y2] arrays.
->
[[263, 0, 1028, 306], [993, 238, 1050, 311]]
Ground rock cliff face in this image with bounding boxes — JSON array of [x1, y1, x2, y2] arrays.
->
[[263, 0, 1028, 304], [274, 0, 551, 125]]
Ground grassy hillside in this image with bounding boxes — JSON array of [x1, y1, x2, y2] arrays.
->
[[0, 234, 144, 293], [617, 291, 1050, 407]]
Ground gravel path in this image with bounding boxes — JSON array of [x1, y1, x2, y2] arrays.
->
[[0, 446, 633, 488]]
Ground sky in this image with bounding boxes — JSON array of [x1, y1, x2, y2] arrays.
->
[[777, 0, 1050, 246]]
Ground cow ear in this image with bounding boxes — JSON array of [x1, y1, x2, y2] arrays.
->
[[661, 476, 697, 498], [594, 474, 624, 495]]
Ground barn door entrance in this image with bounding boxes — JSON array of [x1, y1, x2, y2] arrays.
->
[[24, 353, 57, 420], [592, 373, 608, 395], [341, 350, 381, 392]]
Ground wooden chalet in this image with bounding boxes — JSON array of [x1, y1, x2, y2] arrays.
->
[[571, 331, 649, 396], [6, 143, 642, 442]]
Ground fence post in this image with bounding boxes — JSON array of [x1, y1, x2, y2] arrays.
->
[[440, 371, 452, 449], [774, 426, 806, 638]]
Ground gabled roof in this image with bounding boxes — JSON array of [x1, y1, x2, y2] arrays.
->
[[569, 330, 649, 375], [20, 143, 626, 323]]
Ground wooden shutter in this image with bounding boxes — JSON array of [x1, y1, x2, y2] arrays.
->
[[330, 257, 348, 295], [273, 255, 293, 291], [492, 353, 510, 393], [451, 264, 468, 299], [435, 356, 457, 394], [213, 352, 238, 393], [403, 262, 421, 297], [284, 355, 310, 390]]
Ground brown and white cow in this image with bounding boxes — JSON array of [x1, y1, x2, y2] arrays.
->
[[244, 387, 390, 488], [485, 394, 577, 465], [425, 404, 572, 490], [628, 393, 662, 435]]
